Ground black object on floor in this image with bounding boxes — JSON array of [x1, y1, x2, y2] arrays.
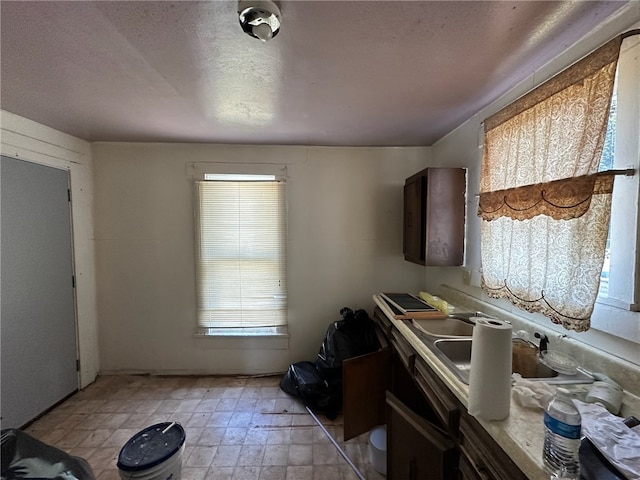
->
[[280, 361, 341, 419], [316, 307, 381, 380], [1, 428, 95, 480], [280, 307, 381, 419]]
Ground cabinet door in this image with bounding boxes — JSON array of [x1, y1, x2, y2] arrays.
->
[[415, 358, 461, 436], [403, 167, 466, 266], [458, 454, 486, 480], [424, 168, 465, 266], [343, 347, 391, 441], [404, 172, 426, 264], [459, 413, 528, 480], [387, 391, 458, 480]]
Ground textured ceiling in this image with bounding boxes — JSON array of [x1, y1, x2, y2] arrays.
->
[[0, 1, 631, 146]]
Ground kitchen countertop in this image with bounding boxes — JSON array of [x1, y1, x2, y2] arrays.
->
[[373, 293, 568, 480]]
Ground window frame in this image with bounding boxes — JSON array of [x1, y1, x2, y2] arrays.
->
[[594, 32, 640, 313], [191, 163, 289, 337]]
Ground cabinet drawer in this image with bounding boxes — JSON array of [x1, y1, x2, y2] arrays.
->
[[390, 329, 415, 372], [415, 358, 461, 434], [459, 414, 528, 480]]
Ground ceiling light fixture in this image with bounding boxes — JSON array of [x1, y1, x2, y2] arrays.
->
[[238, 0, 281, 42]]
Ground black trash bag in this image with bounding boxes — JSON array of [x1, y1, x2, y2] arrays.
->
[[1, 428, 96, 479], [279, 361, 341, 419], [315, 307, 380, 380]]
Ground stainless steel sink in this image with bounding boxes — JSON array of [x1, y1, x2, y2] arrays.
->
[[404, 316, 594, 385], [432, 338, 474, 381], [411, 317, 474, 338], [431, 338, 593, 385]]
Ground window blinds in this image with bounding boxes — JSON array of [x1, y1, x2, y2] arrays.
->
[[195, 180, 287, 329]]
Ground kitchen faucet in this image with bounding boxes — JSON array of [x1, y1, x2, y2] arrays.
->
[[534, 332, 549, 353]]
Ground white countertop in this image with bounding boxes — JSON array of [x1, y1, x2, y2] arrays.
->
[[373, 294, 550, 480]]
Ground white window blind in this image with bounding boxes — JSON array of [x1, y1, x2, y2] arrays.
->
[[195, 179, 287, 329]]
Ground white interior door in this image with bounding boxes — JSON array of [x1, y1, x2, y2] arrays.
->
[[1, 155, 79, 428]]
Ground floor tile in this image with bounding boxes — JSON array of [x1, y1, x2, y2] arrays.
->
[[262, 444, 289, 466], [221, 427, 248, 445], [18, 375, 380, 479], [186, 412, 212, 427], [288, 444, 313, 466], [195, 399, 221, 412], [182, 467, 209, 480], [258, 465, 287, 480], [85, 446, 120, 470], [286, 465, 314, 479], [211, 445, 242, 467], [78, 429, 113, 448], [236, 444, 265, 466], [231, 465, 261, 479], [290, 426, 315, 444], [101, 428, 139, 448], [313, 443, 340, 465], [185, 445, 217, 467], [204, 466, 234, 479]]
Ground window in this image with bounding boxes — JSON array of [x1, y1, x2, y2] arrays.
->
[[477, 30, 639, 334], [478, 35, 622, 331], [195, 173, 287, 335], [595, 32, 640, 311], [597, 82, 616, 297]]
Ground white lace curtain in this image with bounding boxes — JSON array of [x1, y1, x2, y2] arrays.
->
[[479, 36, 623, 332]]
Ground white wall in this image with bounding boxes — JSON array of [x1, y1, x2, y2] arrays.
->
[[92, 143, 429, 375], [0, 110, 99, 388], [428, 6, 640, 366], [5, 2, 638, 381]]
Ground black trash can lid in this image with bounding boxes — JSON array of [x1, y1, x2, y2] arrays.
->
[[117, 422, 185, 472]]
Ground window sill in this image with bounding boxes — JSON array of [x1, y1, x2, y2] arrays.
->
[[194, 326, 289, 338], [595, 295, 640, 312]]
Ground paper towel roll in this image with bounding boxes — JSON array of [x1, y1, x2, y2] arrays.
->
[[468, 317, 512, 420]]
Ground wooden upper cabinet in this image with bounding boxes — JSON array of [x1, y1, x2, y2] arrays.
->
[[403, 168, 466, 266]]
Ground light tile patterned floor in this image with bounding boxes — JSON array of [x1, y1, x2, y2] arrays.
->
[[24, 375, 386, 480]]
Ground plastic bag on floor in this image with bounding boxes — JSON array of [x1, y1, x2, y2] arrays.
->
[[1, 428, 95, 479], [279, 361, 341, 419], [315, 307, 380, 380]]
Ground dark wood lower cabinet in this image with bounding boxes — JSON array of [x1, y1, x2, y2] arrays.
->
[[459, 413, 528, 480], [458, 453, 487, 480], [342, 347, 390, 441], [387, 391, 458, 480], [342, 307, 528, 480]]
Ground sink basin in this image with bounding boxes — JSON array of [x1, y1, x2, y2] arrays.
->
[[411, 317, 474, 338], [431, 338, 593, 385]]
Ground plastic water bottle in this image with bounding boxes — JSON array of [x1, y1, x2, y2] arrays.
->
[[543, 387, 581, 479]]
